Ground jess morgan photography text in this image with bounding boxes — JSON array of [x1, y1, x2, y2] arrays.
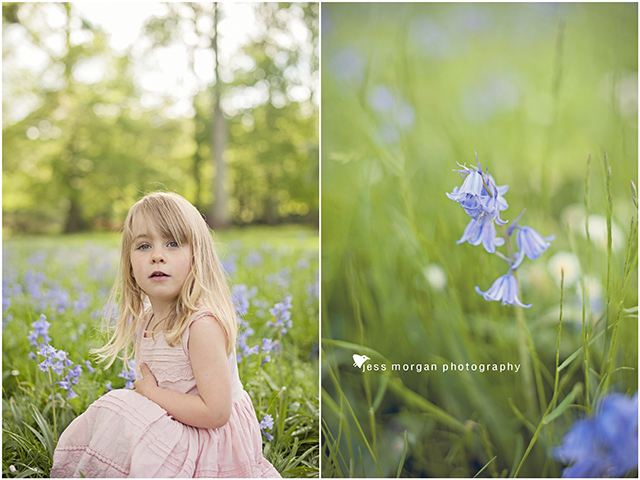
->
[[353, 354, 521, 374]]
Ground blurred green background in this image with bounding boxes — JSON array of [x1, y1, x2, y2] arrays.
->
[[321, 3, 637, 478], [3, 2, 318, 234]]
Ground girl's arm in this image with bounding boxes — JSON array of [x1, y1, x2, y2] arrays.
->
[[133, 317, 232, 429]]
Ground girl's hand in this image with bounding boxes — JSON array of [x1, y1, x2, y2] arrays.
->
[[134, 363, 158, 400]]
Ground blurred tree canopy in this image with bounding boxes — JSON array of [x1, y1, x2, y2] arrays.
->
[[2, 2, 319, 234]]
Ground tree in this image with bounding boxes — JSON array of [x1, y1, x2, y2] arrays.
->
[[3, 3, 186, 233]]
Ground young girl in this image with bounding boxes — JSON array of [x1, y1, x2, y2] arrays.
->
[[51, 192, 281, 478]]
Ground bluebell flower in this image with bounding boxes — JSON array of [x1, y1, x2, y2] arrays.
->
[[446, 170, 484, 201], [515, 226, 555, 261], [118, 360, 136, 389], [38, 357, 54, 372], [247, 345, 260, 355], [84, 360, 95, 373], [368, 85, 396, 113], [449, 155, 553, 308], [260, 414, 274, 430], [27, 314, 51, 347], [552, 392, 638, 477], [475, 273, 531, 308], [221, 256, 237, 275], [231, 284, 257, 317], [268, 296, 293, 334], [68, 364, 83, 381], [261, 338, 278, 354], [51, 361, 65, 375], [105, 381, 112, 392], [457, 218, 505, 254], [448, 165, 508, 226], [244, 251, 263, 267], [330, 48, 365, 83]]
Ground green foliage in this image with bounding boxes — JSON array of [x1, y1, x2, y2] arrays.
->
[[3, 3, 319, 233], [321, 3, 637, 477], [2, 227, 319, 477]]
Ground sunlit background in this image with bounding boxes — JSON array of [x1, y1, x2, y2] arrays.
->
[[3, 2, 319, 233]]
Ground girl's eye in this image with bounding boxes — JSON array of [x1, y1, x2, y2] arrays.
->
[[168, 241, 179, 248], [138, 244, 151, 250]]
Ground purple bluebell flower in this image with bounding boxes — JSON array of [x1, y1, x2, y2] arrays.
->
[[266, 268, 292, 290], [260, 414, 274, 430], [268, 296, 293, 334], [51, 361, 65, 375], [515, 226, 555, 261], [330, 48, 365, 83], [457, 218, 505, 254], [475, 273, 531, 308], [552, 392, 638, 477], [27, 314, 51, 347], [449, 155, 553, 308], [73, 293, 93, 314], [221, 254, 237, 275], [261, 338, 277, 354], [38, 357, 54, 372], [118, 359, 136, 389], [244, 251, 263, 267], [447, 170, 484, 200], [231, 284, 257, 317], [84, 360, 95, 373], [448, 164, 508, 226], [105, 381, 112, 392], [68, 365, 83, 380]]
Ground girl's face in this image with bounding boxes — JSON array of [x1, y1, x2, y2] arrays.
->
[[129, 217, 192, 313]]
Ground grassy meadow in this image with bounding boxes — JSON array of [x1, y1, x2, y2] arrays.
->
[[321, 3, 637, 478], [2, 226, 319, 477]]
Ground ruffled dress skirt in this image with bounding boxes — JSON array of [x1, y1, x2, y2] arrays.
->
[[51, 389, 280, 478]]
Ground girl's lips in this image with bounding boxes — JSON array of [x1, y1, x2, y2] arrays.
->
[[149, 271, 170, 279]]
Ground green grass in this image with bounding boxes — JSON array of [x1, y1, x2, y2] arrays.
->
[[2, 226, 319, 477], [321, 3, 637, 477]]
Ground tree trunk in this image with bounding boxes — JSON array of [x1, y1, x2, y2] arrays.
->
[[208, 3, 231, 229], [64, 188, 84, 233]]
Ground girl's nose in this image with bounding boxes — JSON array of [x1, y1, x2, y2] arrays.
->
[[151, 251, 165, 263]]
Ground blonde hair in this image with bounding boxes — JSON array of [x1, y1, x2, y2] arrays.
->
[[93, 191, 237, 368]]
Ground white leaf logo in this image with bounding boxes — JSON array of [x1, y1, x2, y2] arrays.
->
[[353, 354, 370, 368]]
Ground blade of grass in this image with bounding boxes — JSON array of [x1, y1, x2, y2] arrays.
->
[[543, 382, 583, 425], [396, 430, 408, 478], [582, 153, 592, 411], [474, 455, 497, 478], [29, 405, 56, 461], [513, 271, 566, 477], [323, 352, 383, 476], [507, 398, 536, 434]]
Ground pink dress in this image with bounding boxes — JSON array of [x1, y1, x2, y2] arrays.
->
[[51, 311, 281, 478]]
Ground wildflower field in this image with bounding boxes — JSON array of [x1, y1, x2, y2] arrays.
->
[[2, 226, 319, 478], [321, 3, 638, 478]]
